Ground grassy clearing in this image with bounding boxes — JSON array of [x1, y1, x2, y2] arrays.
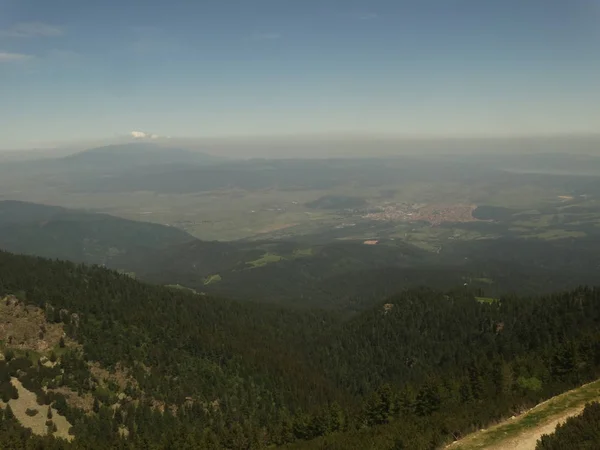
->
[[51, 343, 71, 359], [509, 227, 532, 233], [203, 274, 222, 286], [1, 378, 73, 441], [166, 284, 199, 293], [450, 378, 600, 450], [291, 248, 314, 258], [404, 231, 441, 252], [0, 296, 65, 357], [0, 347, 43, 364], [530, 230, 586, 240], [247, 252, 283, 268], [486, 186, 557, 209]]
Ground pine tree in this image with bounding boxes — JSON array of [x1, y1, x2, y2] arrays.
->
[[364, 390, 387, 426], [114, 408, 123, 425], [392, 439, 406, 450], [328, 402, 344, 432], [4, 404, 14, 420], [414, 381, 441, 417]]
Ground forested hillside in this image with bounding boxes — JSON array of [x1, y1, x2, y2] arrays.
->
[[6, 201, 600, 313], [1, 251, 600, 448], [0, 201, 195, 267]]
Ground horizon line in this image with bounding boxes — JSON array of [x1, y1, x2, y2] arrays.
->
[[3, 131, 600, 152]]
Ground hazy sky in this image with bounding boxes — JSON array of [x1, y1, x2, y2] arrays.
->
[[0, 0, 599, 149]]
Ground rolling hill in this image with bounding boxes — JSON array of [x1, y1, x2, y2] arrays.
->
[[4, 201, 600, 312], [0, 200, 196, 267]]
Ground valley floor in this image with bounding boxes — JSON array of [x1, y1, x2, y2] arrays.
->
[[448, 379, 600, 450]]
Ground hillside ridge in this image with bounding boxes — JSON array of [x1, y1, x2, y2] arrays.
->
[[449, 378, 600, 449]]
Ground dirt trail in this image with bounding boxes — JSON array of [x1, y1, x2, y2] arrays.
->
[[447, 379, 600, 450], [486, 405, 585, 450]]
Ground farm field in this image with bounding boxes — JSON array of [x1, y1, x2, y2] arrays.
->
[[4, 155, 600, 243], [4, 152, 600, 311]]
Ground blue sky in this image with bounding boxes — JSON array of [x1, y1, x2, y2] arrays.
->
[[0, 0, 599, 149]]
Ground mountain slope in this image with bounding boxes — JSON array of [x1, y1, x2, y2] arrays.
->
[[135, 239, 436, 306], [3, 250, 600, 448], [3, 200, 600, 312], [61, 142, 223, 169], [450, 379, 600, 450], [0, 200, 195, 266], [0, 201, 449, 309]]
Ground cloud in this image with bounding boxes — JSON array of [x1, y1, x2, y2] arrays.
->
[[249, 32, 282, 41], [130, 131, 161, 140], [0, 22, 64, 38], [0, 51, 32, 62]]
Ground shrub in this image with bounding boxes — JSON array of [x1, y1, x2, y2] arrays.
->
[[0, 381, 18, 402], [36, 392, 49, 405], [4, 349, 14, 362]]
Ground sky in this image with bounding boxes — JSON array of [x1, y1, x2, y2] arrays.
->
[[0, 0, 599, 150]]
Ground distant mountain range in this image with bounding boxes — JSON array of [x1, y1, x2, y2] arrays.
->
[[61, 142, 225, 169]]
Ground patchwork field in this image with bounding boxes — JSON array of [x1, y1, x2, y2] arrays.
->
[[2, 155, 600, 253]]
